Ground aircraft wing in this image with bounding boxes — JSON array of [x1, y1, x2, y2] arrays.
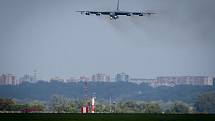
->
[[76, 11, 156, 16], [76, 11, 111, 15], [115, 11, 156, 16]]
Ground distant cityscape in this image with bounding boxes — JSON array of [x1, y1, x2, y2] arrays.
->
[[0, 71, 214, 87]]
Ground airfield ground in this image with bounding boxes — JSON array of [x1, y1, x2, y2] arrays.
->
[[0, 113, 215, 121]]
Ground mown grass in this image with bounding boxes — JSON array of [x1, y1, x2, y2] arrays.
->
[[0, 113, 215, 121]]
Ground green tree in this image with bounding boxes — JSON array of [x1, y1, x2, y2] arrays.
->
[[8, 104, 29, 111], [0, 98, 16, 111], [145, 102, 161, 114], [67, 101, 79, 113], [115, 101, 137, 113], [168, 101, 190, 114], [50, 95, 71, 113], [195, 92, 215, 113], [29, 101, 45, 112], [95, 103, 109, 113], [50, 95, 81, 113], [116, 101, 158, 113]]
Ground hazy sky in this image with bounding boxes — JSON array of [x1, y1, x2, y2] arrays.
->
[[0, 0, 215, 80]]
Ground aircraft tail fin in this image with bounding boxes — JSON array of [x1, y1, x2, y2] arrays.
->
[[117, 0, 120, 11]]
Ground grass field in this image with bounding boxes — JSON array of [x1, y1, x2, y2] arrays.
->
[[0, 113, 215, 121]]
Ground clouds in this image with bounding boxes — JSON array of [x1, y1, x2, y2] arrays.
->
[[0, 0, 215, 79]]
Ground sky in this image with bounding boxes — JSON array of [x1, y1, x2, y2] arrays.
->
[[0, 0, 215, 80]]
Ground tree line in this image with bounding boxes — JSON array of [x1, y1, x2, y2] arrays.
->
[[1, 92, 215, 113], [0, 81, 214, 102]]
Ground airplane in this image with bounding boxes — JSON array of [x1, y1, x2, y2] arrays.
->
[[76, 0, 156, 20]]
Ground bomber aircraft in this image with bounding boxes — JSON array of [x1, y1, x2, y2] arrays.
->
[[76, 0, 156, 20]]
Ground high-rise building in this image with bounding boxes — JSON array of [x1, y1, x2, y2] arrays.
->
[[156, 76, 213, 87], [92, 73, 111, 82], [130, 76, 214, 87], [115, 73, 129, 82], [49, 76, 64, 82], [20, 70, 39, 83], [129, 78, 156, 85], [19, 74, 35, 83], [33, 70, 37, 82], [213, 78, 215, 85], [80, 76, 90, 82], [0, 74, 21, 85], [66, 77, 81, 83]]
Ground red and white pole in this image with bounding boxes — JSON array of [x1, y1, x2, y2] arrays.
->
[[92, 97, 95, 113]]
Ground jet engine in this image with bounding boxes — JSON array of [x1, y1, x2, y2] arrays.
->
[[126, 13, 132, 16], [85, 12, 90, 15], [96, 13, 101, 16], [139, 13, 143, 16]]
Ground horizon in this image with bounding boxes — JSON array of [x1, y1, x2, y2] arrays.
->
[[1, 0, 215, 80], [0, 71, 214, 81]]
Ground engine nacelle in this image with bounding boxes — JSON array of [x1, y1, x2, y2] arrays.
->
[[147, 13, 152, 15], [96, 13, 101, 16], [139, 14, 143, 16], [127, 13, 132, 16], [85, 12, 90, 15]]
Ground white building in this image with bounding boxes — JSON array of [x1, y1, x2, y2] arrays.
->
[[92, 73, 111, 82], [115, 73, 129, 82], [19, 74, 35, 83], [0, 74, 21, 85]]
